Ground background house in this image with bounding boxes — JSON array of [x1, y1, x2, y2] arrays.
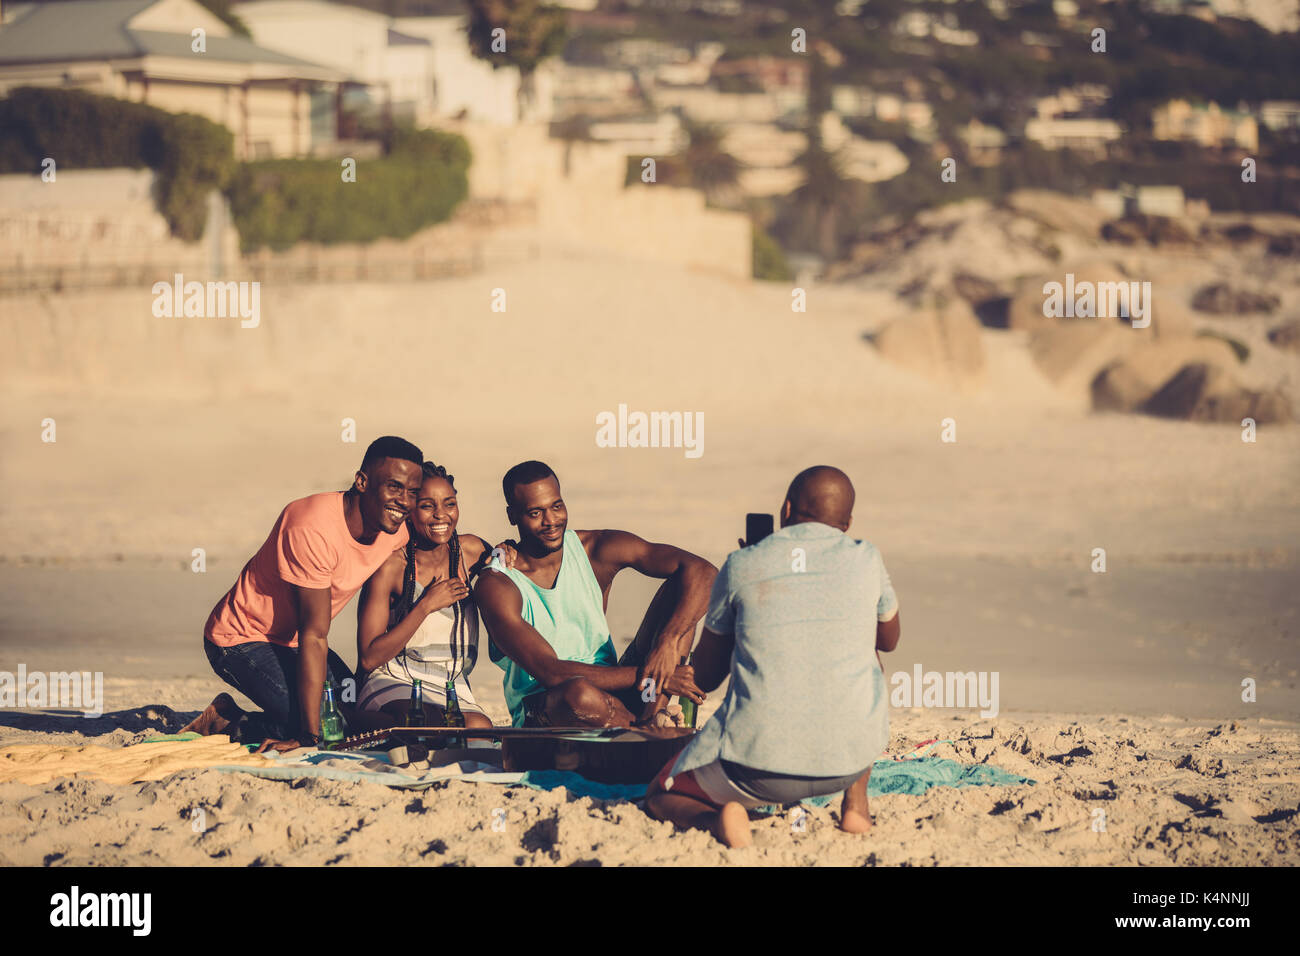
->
[[233, 0, 552, 126], [0, 0, 343, 159], [1152, 99, 1259, 152], [232, 1, 435, 127]]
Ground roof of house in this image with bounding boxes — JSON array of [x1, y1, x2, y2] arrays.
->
[[0, 0, 340, 74], [386, 27, 429, 47]]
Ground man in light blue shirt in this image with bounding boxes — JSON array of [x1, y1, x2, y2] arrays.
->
[[645, 465, 901, 848]]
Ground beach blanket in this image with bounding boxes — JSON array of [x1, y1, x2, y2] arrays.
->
[[0, 735, 276, 785], [1, 735, 1035, 806], [202, 742, 1036, 806]]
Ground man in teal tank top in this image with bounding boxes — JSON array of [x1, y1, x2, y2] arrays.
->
[[474, 461, 716, 727]]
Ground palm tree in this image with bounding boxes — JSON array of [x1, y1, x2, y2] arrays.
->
[[464, 0, 567, 121], [793, 50, 853, 259], [550, 114, 591, 176], [669, 121, 742, 206], [793, 139, 852, 259]]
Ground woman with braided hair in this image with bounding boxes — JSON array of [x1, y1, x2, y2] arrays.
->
[[355, 462, 500, 728]]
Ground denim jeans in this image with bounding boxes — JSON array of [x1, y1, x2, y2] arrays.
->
[[204, 639, 353, 743]]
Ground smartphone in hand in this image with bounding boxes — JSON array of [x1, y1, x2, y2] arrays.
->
[[744, 513, 774, 547]]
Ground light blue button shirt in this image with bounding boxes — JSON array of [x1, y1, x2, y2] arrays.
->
[[673, 522, 897, 778]]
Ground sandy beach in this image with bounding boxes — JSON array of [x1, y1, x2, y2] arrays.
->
[[0, 695, 1295, 866], [2, 249, 1299, 865]]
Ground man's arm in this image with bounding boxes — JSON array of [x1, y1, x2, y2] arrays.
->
[[690, 626, 735, 694], [875, 552, 900, 659], [876, 612, 901, 653], [293, 583, 333, 746], [473, 571, 640, 692], [582, 529, 718, 697]]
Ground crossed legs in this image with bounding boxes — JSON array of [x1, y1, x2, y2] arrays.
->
[[534, 577, 690, 728]]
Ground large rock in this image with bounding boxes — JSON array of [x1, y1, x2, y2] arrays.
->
[[1006, 190, 1110, 239], [951, 272, 1012, 328], [1191, 283, 1280, 315], [1100, 215, 1195, 246], [872, 299, 986, 388], [1267, 319, 1300, 352], [1267, 233, 1300, 256], [1090, 337, 1239, 412], [1029, 322, 1129, 387], [1010, 260, 1189, 337], [1008, 261, 1131, 332], [1091, 362, 1155, 413], [1140, 363, 1292, 424]]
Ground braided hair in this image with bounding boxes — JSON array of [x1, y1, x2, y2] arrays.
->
[[390, 461, 475, 681]]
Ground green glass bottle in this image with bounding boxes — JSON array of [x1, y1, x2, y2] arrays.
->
[[319, 679, 344, 750], [678, 654, 697, 729], [406, 678, 425, 727], [444, 679, 466, 748]]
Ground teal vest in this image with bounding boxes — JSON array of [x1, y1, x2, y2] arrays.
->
[[489, 530, 617, 725]]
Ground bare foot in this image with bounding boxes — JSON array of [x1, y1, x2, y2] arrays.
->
[[840, 808, 873, 833], [713, 801, 752, 848], [839, 793, 873, 834], [180, 693, 243, 737]]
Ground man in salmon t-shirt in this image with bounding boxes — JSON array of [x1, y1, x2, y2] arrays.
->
[[183, 436, 424, 751]]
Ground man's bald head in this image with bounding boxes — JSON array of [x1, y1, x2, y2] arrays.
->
[[782, 466, 855, 531]]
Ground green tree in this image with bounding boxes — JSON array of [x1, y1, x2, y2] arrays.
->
[[792, 140, 853, 260], [677, 121, 742, 206], [197, 0, 251, 38], [0, 87, 235, 240], [752, 225, 792, 281], [551, 115, 591, 176], [791, 49, 855, 260], [464, 0, 567, 119]]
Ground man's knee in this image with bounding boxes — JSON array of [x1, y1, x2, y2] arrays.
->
[[552, 677, 604, 715]]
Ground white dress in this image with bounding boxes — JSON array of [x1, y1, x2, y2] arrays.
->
[[357, 578, 483, 715]]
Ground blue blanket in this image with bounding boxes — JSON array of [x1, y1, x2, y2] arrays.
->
[[210, 749, 1033, 807]]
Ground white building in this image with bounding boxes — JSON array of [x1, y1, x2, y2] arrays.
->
[[720, 115, 908, 198], [551, 63, 641, 120], [654, 42, 724, 86], [1093, 185, 1186, 218], [1025, 117, 1122, 151], [1258, 101, 1300, 131], [394, 15, 551, 124], [232, 1, 551, 126], [0, 0, 343, 159], [587, 113, 685, 156], [831, 85, 875, 117], [232, 1, 436, 124], [959, 119, 1007, 164], [652, 85, 803, 124], [1035, 85, 1111, 119], [1152, 99, 1257, 151]]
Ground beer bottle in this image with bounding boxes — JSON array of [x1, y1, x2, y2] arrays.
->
[[406, 678, 426, 727], [319, 679, 344, 750], [678, 654, 697, 729], [444, 679, 466, 748]]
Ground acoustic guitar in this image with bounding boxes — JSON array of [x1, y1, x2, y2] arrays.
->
[[333, 725, 696, 785]]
